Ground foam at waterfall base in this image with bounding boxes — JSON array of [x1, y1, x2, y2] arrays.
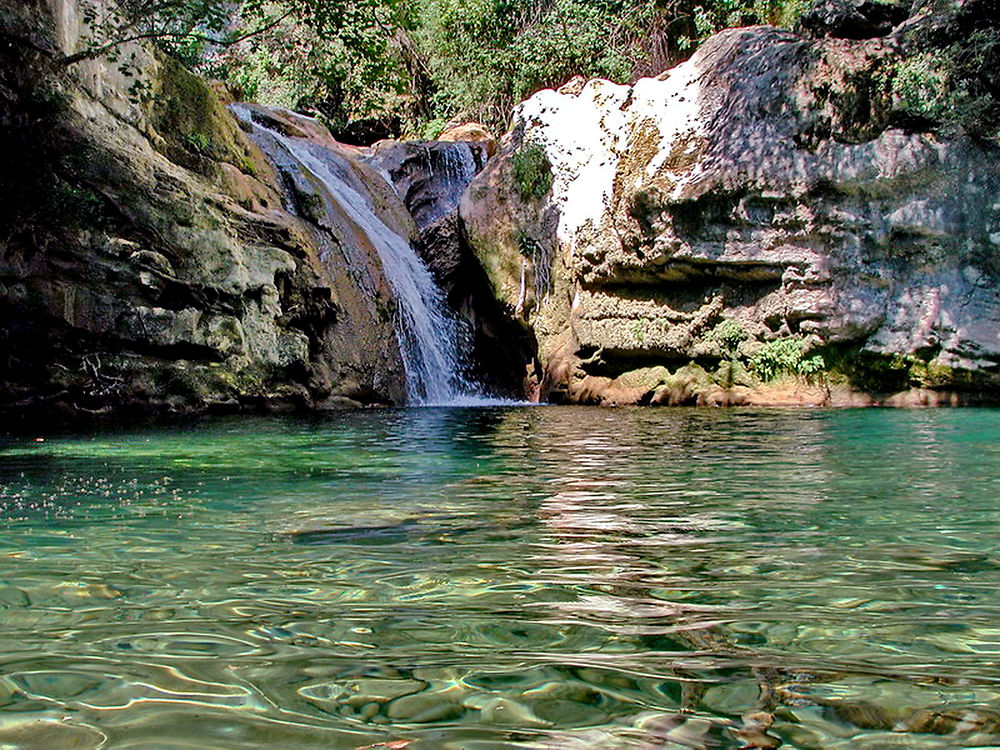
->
[[418, 394, 540, 407]]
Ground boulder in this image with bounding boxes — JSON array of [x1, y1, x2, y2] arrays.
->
[[461, 11, 1000, 405], [438, 122, 499, 157]]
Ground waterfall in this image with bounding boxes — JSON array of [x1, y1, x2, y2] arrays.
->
[[232, 106, 481, 405]]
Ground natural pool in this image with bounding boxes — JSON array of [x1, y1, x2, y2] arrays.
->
[[1, 407, 999, 749]]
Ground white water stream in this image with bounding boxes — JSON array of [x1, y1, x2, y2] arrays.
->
[[233, 106, 495, 405]]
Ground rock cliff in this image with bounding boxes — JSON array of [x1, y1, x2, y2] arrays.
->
[[363, 136, 539, 397], [0, 0, 408, 417], [461, 0, 1000, 405]]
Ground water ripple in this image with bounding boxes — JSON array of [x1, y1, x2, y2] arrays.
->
[[1, 408, 999, 747]]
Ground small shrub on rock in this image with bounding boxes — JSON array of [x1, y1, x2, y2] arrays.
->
[[751, 337, 826, 381], [512, 140, 553, 200], [709, 319, 749, 354]]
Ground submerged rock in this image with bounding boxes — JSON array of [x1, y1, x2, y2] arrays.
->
[[460, 2, 1000, 405]]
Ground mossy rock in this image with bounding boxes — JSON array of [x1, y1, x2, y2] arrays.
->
[[150, 57, 260, 177], [650, 362, 716, 405], [615, 365, 671, 392], [832, 350, 999, 393]]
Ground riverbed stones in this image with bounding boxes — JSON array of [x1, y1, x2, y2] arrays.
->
[[384, 692, 464, 722], [478, 696, 552, 727], [0, 721, 106, 750]]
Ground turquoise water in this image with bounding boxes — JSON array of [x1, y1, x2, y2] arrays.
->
[[1, 407, 999, 749]]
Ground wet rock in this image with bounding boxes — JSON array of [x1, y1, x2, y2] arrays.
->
[[385, 692, 464, 723], [479, 696, 552, 727], [364, 139, 489, 288], [364, 136, 539, 398], [0, 721, 106, 750], [735, 710, 782, 748]]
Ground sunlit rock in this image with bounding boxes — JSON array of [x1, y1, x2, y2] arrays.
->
[[461, 15, 1000, 405]]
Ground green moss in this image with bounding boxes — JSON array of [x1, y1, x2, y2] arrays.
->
[[511, 140, 552, 201], [213, 363, 267, 393], [292, 186, 325, 224], [151, 57, 256, 174], [631, 317, 647, 343], [713, 358, 753, 388], [616, 365, 670, 391], [832, 351, 984, 392], [661, 362, 715, 395]]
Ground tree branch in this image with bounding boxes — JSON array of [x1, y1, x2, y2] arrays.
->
[[58, 8, 295, 67]]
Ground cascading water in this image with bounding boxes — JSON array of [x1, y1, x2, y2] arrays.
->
[[232, 105, 484, 405]]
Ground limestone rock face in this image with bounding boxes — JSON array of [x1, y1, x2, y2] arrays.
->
[[460, 18, 1000, 405], [0, 0, 405, 417]]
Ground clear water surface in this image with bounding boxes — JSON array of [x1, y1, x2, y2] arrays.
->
[[1, 407, 999, 749]]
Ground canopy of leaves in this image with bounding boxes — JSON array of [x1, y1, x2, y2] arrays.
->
[[70, 0, 814, 136]]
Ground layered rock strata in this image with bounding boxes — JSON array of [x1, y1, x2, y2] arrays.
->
[[461, 6, 1000, 405], [0, 0, 408, 417]]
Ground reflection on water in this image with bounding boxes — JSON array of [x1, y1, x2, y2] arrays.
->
[[1, 408, 999, 748]]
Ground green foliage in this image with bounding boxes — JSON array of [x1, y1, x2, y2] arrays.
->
[[632, 317, 647, 343], [797, 352, 826, 376], [183, 131, 214, 155], [750, 337, 825, 381], [420, 117, 450, 139], [679, 0, 800, 50], [413, 0, 802, 129], [66, 0, 818, 137], [213, 0, 409, 132], [708, 318, 748, 353], [511, 140, 552, 200], [884, 28, 1000, 144], [888, 53, 951, 121]]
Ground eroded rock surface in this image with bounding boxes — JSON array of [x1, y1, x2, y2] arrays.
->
[[461, 8, 1000, 405], [0, 0, 406, 417], [365, 139, 490, 290]]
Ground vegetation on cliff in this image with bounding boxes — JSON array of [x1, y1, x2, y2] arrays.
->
[[31, 0, 995, 145], [46, 0, 821, 138]]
